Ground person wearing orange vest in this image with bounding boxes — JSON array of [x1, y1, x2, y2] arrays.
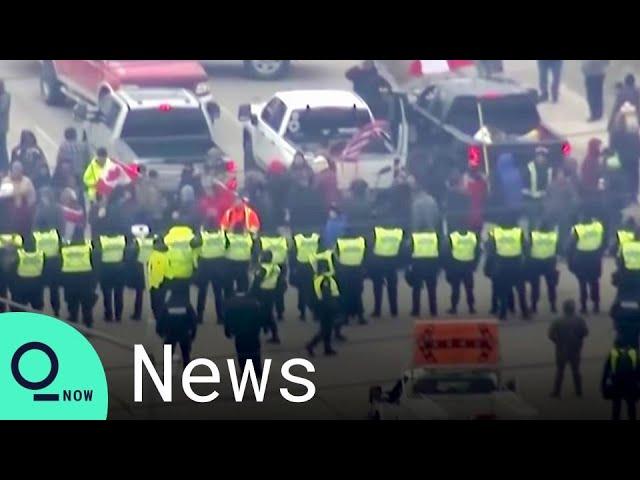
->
[[220, 197, 261, 234]]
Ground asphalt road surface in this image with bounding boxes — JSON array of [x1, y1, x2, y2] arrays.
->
[[0, 60, 627, 420]]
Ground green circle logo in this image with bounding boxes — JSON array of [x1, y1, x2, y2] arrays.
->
[[0, 312, 108, 420]]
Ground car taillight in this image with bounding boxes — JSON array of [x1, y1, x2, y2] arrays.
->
[[468, 145, 482, 168], [159, 104, 172, 112], [561, 141, 571, 156], [226, 160, 236, 173]]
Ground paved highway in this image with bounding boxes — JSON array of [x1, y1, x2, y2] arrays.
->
[[0, 60, 626, 419]]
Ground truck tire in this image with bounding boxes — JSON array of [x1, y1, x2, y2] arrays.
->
[[40, 62, 65, 106], [243, 60, 290, 80], [243, 131, 257, 171]]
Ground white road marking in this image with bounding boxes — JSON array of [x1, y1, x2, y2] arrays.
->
[[34, 124, 58, 152]]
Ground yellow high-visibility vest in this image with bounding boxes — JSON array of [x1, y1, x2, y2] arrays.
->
[[313, 274, 340, 300], [99, 235, 126, 264], [411, 232, 439, 259], [83, 157, 110, 202], [164, 227, 195, 279], [61, 242, 92, 273], [492, 227, 523, 258], [225, 232, 253, 261], [610, 348, 638, 373], [293, 233, 320, 263], [259, 263, 281, 290], [136, 237, 155, 264], [260, 236, 288, 265], [310, 250, 335, 275], [621, 241, 640, 271], [373, 227, 403, 257], [200, 229, 227, 259], [530, 230, 558, 260], [449, 231, 477, 262], [33, 230, 60, 258], [17, 249, 44, 278], [0, 233, 23, 248], [148, 249, 168, 289], [336, 237, 365, 266], [574, 221, 604, 252], [524, 161, 552, 199], [617, 230, 635, 249]]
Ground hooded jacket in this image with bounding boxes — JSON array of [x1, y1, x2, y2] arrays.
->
[[496, 153, 524, 210]]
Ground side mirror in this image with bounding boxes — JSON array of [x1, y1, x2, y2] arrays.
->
[[207, 101, 220, 120], [238, 104, 252, 122], [369, 385, 383, 403], [377, 166, 392, 176], [505, 378, 517, 392]]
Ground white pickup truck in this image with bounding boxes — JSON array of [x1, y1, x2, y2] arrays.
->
[[237, 89, 409, 190]]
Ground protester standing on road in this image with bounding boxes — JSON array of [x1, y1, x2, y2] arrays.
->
[[496, 153, 524, 220], [410, 180, 440, 233], [602, 338, 639, 420], [610, 100, 640, 202], [537, 60, 563, 103], [322, 204, 347, 250], [580, 138, 603, 213], [0, 79, 10, 174], [342, 179, 372, 237], [464, 166, 488, 234], [609, 74, 640, 131], [582, 61, 609, 122], [289, 151, 314, 188], [549, 299, 588, 398], [543, 167, 579, 250], [10, 129, 47, 180], [135, 167, 165, 231], [443, 169, 471, 233], [56, 127, 90, 180], [2, 161, 36, 238]]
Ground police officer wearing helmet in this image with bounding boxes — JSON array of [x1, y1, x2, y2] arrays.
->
[[368, 220, 404, 319], [602, 337, 640, 420], [60, 226, 96, 326], [486, 210, 529, 321], [444, 224, 480, 315], [334, 227, 367, 325], [125, 224, 155, 321], [404, 224, 442, 318], [526, 218, 560, 314], [250, 250, 283, 344], [256, 226, 289, 321], [156, 289, 197, 368], [568, 210, 606, 314], [306, 258, 340, 357], [8, 234, 45, 311], [194, 216, 227, 324], [289, 230, 320, 321]]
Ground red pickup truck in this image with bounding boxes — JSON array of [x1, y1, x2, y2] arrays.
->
[[39, 60, 211, 106]]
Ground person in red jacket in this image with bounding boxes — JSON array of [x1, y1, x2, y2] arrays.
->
[[220, 197, 261, 234], [464, 166, 488, 234]]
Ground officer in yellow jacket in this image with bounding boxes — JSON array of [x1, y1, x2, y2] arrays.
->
[[306, 258, 340, 357], [445, 227, 480, 315], [94, 227, 127, 322], [163, 224, 197, 297], [60, 227, 97, 326], [526, 220, 560, 314], [194, 218, 227, 324], [335, 229, 367, 325], [126, 224, 155, 321], [404, 228, 442, 317], [32, 226, 62, 317], [82, 147, 111, 204], [250, 250, 283, 344], [256, 228, 289, 321], [224, 223, 253, 296], [615, 227, 640, 296], [8, 235, 45, 312], [289, 231, 320, 321], [0, 231, 23, 313], [368, 224, 404, 318], [148, 236, 170, 321]]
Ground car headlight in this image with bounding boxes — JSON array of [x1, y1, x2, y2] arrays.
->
[[195, 81, 210, 96]]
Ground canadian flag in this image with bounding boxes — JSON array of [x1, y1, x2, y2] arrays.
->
[[409, 60, 475, 77], [96, 158, 140, 197]]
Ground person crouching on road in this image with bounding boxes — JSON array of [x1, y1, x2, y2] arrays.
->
[[251, 250, 282, 344], [156, 289, 197, 368], [194, 216, 227, 324], [61, 227, 97, 326], [93, 225, 127, 323], [306, 258, 340, 357], [526, 219, 560, 314], [224, 291, 266, 377], [8, 234, 45, 312]]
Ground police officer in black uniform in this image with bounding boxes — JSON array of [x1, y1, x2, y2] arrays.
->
[[306, 258, 340, 357], [61, 227, 97, 326], [224, 291, 266, 376], [404, 227, 442, 317], [9, 235, 45, 311], [156, 289, 197, 368], [94, 225, 127, 322], [194, 217, 227, 324], [250, 250, 283, 344], [526, 220, 560, 314]]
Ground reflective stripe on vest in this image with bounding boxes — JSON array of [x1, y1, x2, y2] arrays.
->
[[530, 230, 558, 260], [200, 229, 227, 259], [336, 237, 365, 266], [313, 274, 340, 300], [33, 230, 60, 258], [0, 234, 23, 248], [412, 232, 439, 259], [164, 227, 195, 278], [492, 227, 523, 258], [148, 250, 168, 289], [293, 233, 320, 263], [225, 232, 252, 261], [136, 237, 155, 264], [260, 236, 288, 265], [617, 230, 635, 249], [259, 263, 281, 290], [310, 250, 335, 275], [373, 227, 403, 257], [621, 241, 640, 271], [61, 242, 92, 273], [449, 231, 477, 262], [610, 348, 638, 373], [17, 249, 44, 278], [574, 222, 604, 252], [99, 235, 126, 264], [526, 162, 551, 198]]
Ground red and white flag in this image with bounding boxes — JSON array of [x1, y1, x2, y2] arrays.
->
[[341, 119, 390, 161], [96, 159, 140, 197], [409, 60, 475, 77]]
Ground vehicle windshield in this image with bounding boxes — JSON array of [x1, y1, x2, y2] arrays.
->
[[121, 107, 210, 139], [412, 373, 498, 395], [445, 94, 541, 137], [284, 107, 372, 146]]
